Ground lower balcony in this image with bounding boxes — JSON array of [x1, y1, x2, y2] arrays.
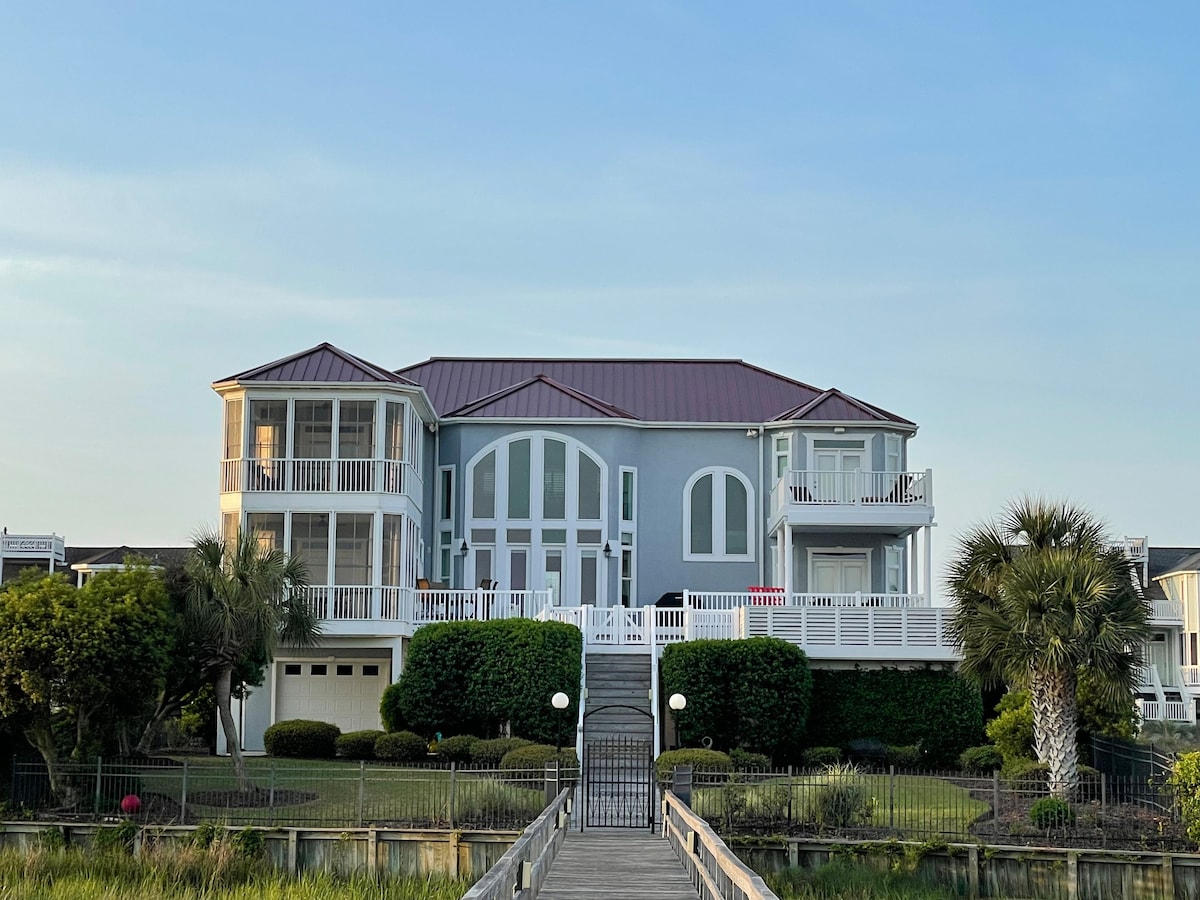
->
[[1139, 699, 1191, 723], [297, 585, 552, 632]]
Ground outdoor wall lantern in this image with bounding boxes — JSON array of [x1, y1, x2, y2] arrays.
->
[[459, 539, 469, 556], [603, 541, 613, 558]]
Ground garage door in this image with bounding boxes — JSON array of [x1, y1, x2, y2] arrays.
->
[[275, 659, 390, 733]]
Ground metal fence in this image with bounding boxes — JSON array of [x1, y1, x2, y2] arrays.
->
[[9, 757, 579, 831], [672, 766, 1189, 851]]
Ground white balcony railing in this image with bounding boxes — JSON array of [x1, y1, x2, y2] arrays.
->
[[741, 606, 954, 655], [684, 590, 929, 610], [1150, 600, 1183, 622], [412, 589, 552, 624], [542, 606, 739, 647], [1182, 666, 1200, 688], [1140, 700, 1190, 723], [302, 585, 375, 620], [220, 458, 415, 496], [771, 469, 933, 515]]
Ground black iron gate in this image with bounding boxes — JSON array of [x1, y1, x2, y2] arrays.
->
[[583, 736, 654, 829]]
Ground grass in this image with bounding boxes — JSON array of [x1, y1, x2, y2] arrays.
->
[[35, 757, 549, 829], [0, 845, 472, 899], [765, 861, 960, 900], [694, 771, 989, 840]]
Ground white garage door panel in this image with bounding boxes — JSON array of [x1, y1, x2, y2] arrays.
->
[[276, 660, 390, 733]]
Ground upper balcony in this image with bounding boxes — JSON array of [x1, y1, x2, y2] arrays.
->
[[220, 458, 422, 500], [1149, 599, 1183, 625], [769, 469, 934, 532]]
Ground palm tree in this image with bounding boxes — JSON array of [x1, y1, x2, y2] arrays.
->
[[186, 528, 319, 791], [947, 498, 1149, 797]]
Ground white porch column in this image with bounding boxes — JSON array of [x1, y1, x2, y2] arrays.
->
[[923, 525, 933, 605], [783, 524, 794, 598], [909, 532, 918, 595]]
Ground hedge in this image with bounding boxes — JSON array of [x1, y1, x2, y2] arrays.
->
[[374, 731, 429, 762], [660, 637, 811, 763], [806, 668, 984, 769], [263, 720, 340, 759], [383, 619, 582, 742], [336, 730, 384, 761], [499, 744, 579, 771]]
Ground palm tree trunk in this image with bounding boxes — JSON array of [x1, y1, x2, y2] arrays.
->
[[1031, 666, 1079, 798], [214, 664, 252, 793]]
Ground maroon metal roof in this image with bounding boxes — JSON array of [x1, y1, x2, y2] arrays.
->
[[397, 358, 913, 425], [450, 376, 639, 419], [772, 389, 915, 426], [217, 343, 416, 386]]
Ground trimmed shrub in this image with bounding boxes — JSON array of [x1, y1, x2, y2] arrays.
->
[[986, 691, 1035, 768], [379, 682, 406, 733], [730, 748, 772, 772], [499, 743, 579, 772], [436, 735, 479, 764], [655, 748, 733, 782], [661, 637, 811, 762], [385, 620, 582, 742], [959, 745, 1003, 773], [1029, 796, 1075, 828], [263, 720, 340, 759], [374, 730, 430, 762], [336, 730, 384, 761], [471, 737, 534, 768], [807, 668, 984, 769], [1169, 752, 1200, 844], [802, 746, 842, 768], [885, 744, 924, 769]]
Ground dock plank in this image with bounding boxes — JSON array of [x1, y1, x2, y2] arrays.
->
[[539, 829, 701, 899]]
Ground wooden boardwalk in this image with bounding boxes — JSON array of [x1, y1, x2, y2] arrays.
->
[[538, 829, 700, 899]]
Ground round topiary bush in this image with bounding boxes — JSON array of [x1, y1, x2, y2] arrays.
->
[[470, 737, 534, 768], [885, 744, 924, 769], [1029, 796, 1075, 828], [959, 745, 1003, 773], [654, 748, 733, 782], [436, 735, 479, 764], [374, 730, 430, 763], [336, 729, 384, 761], [801, 746, 842, 768], [263, 720, 341, 759]]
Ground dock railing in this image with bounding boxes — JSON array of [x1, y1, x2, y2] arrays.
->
[[461, 787, 572, 900], [662, 789, 779, 900]]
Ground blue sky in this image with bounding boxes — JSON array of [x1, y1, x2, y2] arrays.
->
[[1, 2, 1197, 586]]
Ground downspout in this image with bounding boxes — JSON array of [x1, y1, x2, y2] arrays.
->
[[757, 425, 765, 586]]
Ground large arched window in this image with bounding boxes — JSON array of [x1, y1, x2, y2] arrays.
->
[[684, 467, 754, 561]]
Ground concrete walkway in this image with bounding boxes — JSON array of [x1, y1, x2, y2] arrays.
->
[[538, 829, 700, 900]]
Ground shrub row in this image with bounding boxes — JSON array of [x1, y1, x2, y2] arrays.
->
[[381, 619, 582, 743], [805, 668, 984, 769], [265, 721, 432, 762]]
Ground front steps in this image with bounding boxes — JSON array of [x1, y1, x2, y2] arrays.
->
[[583, 653, 654, 744]]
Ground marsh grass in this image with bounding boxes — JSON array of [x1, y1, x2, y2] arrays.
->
[[0, 846, 471, 899], [766, 861, 958, 900]]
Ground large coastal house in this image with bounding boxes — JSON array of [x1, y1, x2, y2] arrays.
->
[[212, 343, 948, 753]]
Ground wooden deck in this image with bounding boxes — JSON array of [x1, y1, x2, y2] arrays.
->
[[538, 829, 701, 899]]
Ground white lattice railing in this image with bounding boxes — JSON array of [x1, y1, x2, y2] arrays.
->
[[771, 469, 933, 514], [219, 458, 414, 495], [684, 591, 929, 610], [741, 606, 953, 651]]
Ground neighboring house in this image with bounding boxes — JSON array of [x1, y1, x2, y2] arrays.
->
[[0, 533, 186, 587], [1141, 543, 1200, 723], [213, 343, 946, 752]]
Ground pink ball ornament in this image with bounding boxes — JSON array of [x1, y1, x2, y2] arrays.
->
[[120, 794, 141, 815]]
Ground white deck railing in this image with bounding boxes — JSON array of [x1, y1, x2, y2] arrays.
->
[[220, 458, 415, 495], [1183, 666, 1200, 688], [301, 586, 551, 624], [770, 469, 933, 515], [1150, 599, 1183, 622], [1141, 699, 1190, 722], [541, 606, 740, 647], [684, 590, 929, 609], [741, 606, 954, 656]]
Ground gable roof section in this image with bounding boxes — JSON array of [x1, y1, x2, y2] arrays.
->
[[397, 358, 913, 425], [1152, 548, 1200, 580], [217, 343, 416, 386], [448, 375, 640, 419], [772, 389, 916, 426]]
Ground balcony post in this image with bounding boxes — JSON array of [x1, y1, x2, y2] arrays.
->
[[782, 524, 793, 598], [923, 525, 933, 606]]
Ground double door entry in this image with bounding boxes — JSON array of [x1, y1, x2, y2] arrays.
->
[[470, 545, 602, 605]]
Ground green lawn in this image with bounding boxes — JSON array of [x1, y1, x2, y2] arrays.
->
[[694, 772, 988, 839], [131, 757, 546, 829]]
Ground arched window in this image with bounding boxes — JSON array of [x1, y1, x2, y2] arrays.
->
[[684, 467, 754, 561]]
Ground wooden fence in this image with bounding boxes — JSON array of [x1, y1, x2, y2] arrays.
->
[[460, 788, 571, 900], [663, 790, 779, 900]]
